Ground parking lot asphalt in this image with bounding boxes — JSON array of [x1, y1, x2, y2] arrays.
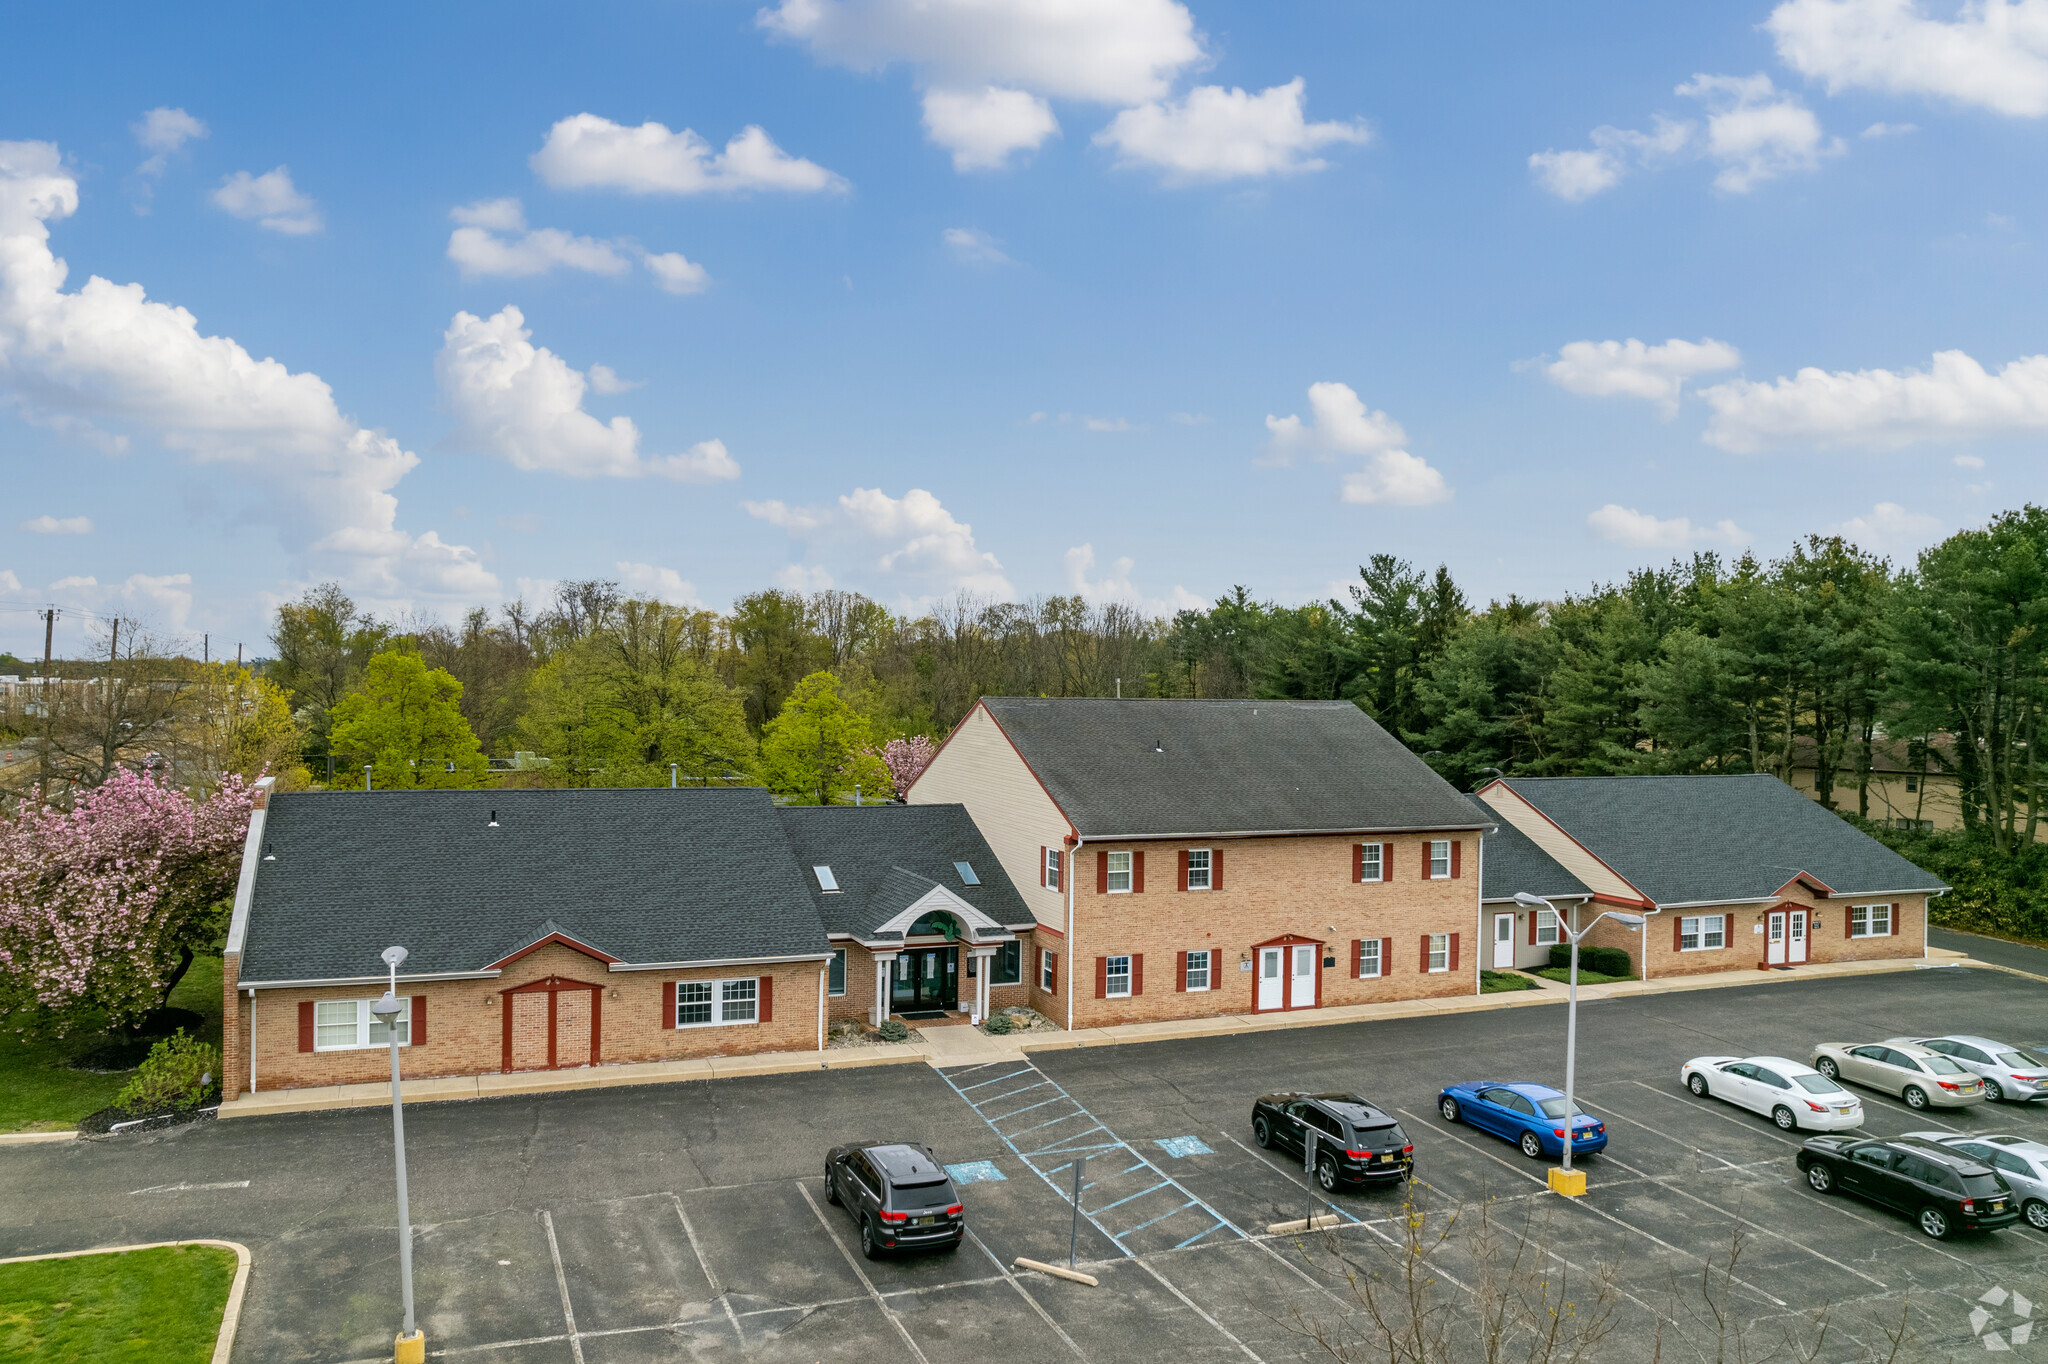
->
[[4, 965, 2047, 1362], [1933, 926, 2048, 978]]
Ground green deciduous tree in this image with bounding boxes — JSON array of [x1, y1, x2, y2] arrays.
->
[[328, 651, 489, 788], [759, 671, 892, 805]]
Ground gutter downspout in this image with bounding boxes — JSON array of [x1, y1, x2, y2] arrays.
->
[[817, 968, 826, 1052], [248, 987, 256, 1094], [1066, 835, 1081, 1033], [1473, 833, 1486, 995]]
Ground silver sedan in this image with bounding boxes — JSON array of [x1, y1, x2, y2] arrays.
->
[[1810, 1041, 1986, 1111], [1889, 1035, 2048, 1104], [1903, 1131, 2048, 1232]]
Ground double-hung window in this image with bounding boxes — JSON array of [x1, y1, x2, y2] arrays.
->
[[1850, 904, 1892, 937], [1426, 933, 1450, 973], [991, 940, 1022, 985], [313, 997, 410, 1051], [1359, 843, 1383, 882], [1105, 954, 1132, 997], [828, 948, 847, 996], [1186, 849, 1212, 890], [1534, 909, 1560, 946], [1186, 949, 1211, 991], [1678, 916, 1726, 951], [1358, 939, 1382, 978], [1040, 949, 1057, 991], [1105, 851, 1133, 893], [676, 978, 759, 1027], [1045, 848, 1061, 891], [1428, 840, 1451, 879]]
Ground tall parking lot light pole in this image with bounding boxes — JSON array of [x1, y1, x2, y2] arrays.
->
[[1514, 892, 1643, 1196], [370, 946, 425, 1364]]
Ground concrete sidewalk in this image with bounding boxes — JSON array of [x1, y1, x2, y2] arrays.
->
[[202, 946, 1978, 1123]]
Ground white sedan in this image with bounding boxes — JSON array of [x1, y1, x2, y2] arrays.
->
[[1682, 1055, 1865, 1131]]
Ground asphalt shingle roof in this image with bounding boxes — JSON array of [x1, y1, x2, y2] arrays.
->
[[977, 698, 1488, 838], [1465, 795, 1592, 903], [1495, 775, 1949, 906], [238, 788, 831, 984], [776, 803, 1035, 941]]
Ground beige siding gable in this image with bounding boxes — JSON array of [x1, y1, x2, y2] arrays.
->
[[908, 704, 1073, 931], [1478, 785, 1647, 904]]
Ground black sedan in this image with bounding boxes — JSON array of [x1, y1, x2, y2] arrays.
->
[[824, 1141, 964, 1259], [1797, 1134, 2021, 1239], [1251, 1091, 1414, 1190]]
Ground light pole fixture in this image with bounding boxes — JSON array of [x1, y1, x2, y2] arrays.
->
[[1514, 891, 1644, 1196], [369, 945, 424, 1364]]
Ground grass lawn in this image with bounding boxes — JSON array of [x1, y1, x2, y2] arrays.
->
[[1532, 965, 1636, 987], [0, 954, 223, 1134], [0, 1243, 238, 1363], [1479, 969, 1541, 993]]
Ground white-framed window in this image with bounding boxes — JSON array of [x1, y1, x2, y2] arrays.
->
[[1105, 954, 1132, 997], [1428, 840, 1451, 879], [1040, 949, 1056, 991], [1678, 916, 1727, 951], [1045, 848, 1061, 891], [1186, 949, 1211, 991], [1850, 904, 1892, 937], [1358, 939, 1382, 978], [676, 977, 759, 1028], [1360, 843, 1383, 882], [828, 948, 846, 996], [313, 997, 410, 1051], [1186, 849, 1212, 890], [1106, 851, 1133, 893], [1426, 933, 1450, 973], [1534, 909, 1560, 946]]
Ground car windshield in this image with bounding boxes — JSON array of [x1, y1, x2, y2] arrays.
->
[[1793, 1073, 1845, 1095], [889, 1180, 956, 1210], [1536, 1097, 1584, 1119], [1923, 1056, 1967, 1075], [1355, 1123, 1409, 1147], [1998, 1050, 2045, 1069]]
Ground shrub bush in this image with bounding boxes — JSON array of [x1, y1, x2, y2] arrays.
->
[[983, 1014, 1015, 1035], [878, 1019, 909, 1042], [1545, 944, 1634, 978], [114, 1030, 219, 1114]]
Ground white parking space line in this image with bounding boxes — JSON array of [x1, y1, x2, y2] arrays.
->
[[668, 1192, 743, 1345], [539, 1210, 586, 1364], [1619, 1081, 1806, 1148], [797, 1179, 933, 1364], [127, 1179, 251, 1194], [962, 1223, 1090, 1360], [1851, 1091, 1966, 1129], [1595, 1109, 1743, 1169], [1782, 1186, 1983, 1270], [1131, 1255, 1267, 1364]]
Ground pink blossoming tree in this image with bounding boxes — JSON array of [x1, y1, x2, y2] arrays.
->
[[0, 770, 255, 1036], [878, 736, 938, 799]]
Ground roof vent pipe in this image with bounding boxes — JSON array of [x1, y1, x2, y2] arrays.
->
[[488, 810, 499, 828]]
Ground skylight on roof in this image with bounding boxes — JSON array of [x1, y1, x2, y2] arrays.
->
[[814, 865, 839, 892], [954, 861, 980, 886]]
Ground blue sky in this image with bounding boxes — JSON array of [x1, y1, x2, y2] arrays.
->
[[2, 0, 2045, 658]]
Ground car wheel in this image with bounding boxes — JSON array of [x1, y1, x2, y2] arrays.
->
[[1917, 1206, 1951, 1240], [1688, 1073, 1709, 1097], [1986, 1079, 2007, 1103], [1805, 1163, 1833, 1194], [860, 1219, 882, 1260], [1519, 1130, 1544, 1159], [1253, 1114, 1273, 1148], [1440, 1097, 1461, 1123], [1816, 1057, 1840, 1081], [825, 1167, 841, 1206], [2023, 1199, 2048, 1232], [1903, 1085, 1928, 1110], [1316, 1154, 1338, 1192], [1772, 1105, 1798, 1131]]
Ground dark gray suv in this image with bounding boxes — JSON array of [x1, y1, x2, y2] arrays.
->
[[824, 1141, 964, 1259]]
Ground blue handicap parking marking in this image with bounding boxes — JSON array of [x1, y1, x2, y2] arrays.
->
[[1153, 1135, 1213, 1159], [945, 1160, 1007, 1185]]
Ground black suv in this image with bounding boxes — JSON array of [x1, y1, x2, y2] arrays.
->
[[824, 1141, 964, 1259], [1797, 1134, 2021, 1239], [1251, 1092, 1414, 1190]]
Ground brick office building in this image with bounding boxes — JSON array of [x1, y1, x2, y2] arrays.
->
[[220, 784, 1030, 1099], [906, 698, 1495, 1028]]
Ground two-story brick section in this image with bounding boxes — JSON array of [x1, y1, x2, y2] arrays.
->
[[1476, 774, 1949, 978], [907, 697, 1495, 1028]]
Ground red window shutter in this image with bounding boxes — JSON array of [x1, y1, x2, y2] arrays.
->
[[1449, 933, 1460, 972], [1039, 847, 1047, 887], [1674, 916, 1684, 952], [1350, 940, 1361, 979], [1212, 848, 1223, 890], [297, 1000, 314, 1052], [1353, 844, 1364, 884], [1049, 951, 1058, 993], [1450, 840, 1462, 879], [1382, 843, 1394, 881], [1178, 849, 1189, 891], [411, 996, 427, 1047], [1889, 902, 1899, 936], [1095, 957, 1107, 999], [1724, 914, 1733, 945], [1133, 851, 1145, 893], [1844, 910, 1853, 939], [759, 976, 773, 1023], [1132, 954, 1144, 996], [661, 981, 676, 1029], [1097, 850, 1109, 893], [1177, 950, 1189, 991], [1528, 912, 1538, 945], [1381, 937, 1394, 973], [1420, 935, 1430, 972]]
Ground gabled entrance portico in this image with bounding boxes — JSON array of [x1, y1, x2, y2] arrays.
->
[[1251, 933, 1324, 1013]]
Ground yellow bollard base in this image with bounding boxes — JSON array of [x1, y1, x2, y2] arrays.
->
[[1547, 1167, 1587, 1197], [394, 1329, 426, 1364]]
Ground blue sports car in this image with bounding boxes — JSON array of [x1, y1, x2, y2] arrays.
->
[[1437, 1081, 1608, 1159]]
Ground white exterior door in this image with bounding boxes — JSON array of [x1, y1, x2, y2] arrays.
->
[[1788, 910, 1808, 964], [1766, 912, 1787, 965], [1290, 945, 1318, 1009], [1258, 947, 1285, 1010], [1493, 913, 1516, 969]]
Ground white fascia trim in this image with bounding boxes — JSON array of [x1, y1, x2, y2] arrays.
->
[[1087, 822, 1494, 840], [608, 953, 834, 972], [1823, 888, 1950, 901], [873, 884, 1009, 940], [222, 776, 277, 957], [1481, 893, 1594, 905], [243, 969, 501, 989]]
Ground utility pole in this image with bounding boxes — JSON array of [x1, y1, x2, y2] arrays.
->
[[37, 608, 54, 804], [203, 634, 208, 666]]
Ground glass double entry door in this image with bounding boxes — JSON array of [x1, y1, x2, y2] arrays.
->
[[892, 946, 959, 1011]]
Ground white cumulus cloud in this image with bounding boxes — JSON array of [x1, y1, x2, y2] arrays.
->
[[212, 166, 322, 234], [1529, 74, 1837, 199], [615, 561, 703, 606], [21, 514, 92, 534], [1700, 348, 2048, 451], [1768, 0, 2048, 118], [941, 226, 1012, 264], [46, 571, 197, 633], [1543, 337, 1742, 414], [1096, 78, 1369, 181], [531, 115, 845, 195], [923, 87, 1060, 170], [0, 140, 490, 601], [445, 199, 707, 294], [1826, 500, 1944, 551], [745, 486, 1012, 603], [1263, 381, 1450, 507], [436, 306, 739, 483], [1064, 544, 1202, 616], [1587, 504, 1749, 548], [132, 107, 207, 184]]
